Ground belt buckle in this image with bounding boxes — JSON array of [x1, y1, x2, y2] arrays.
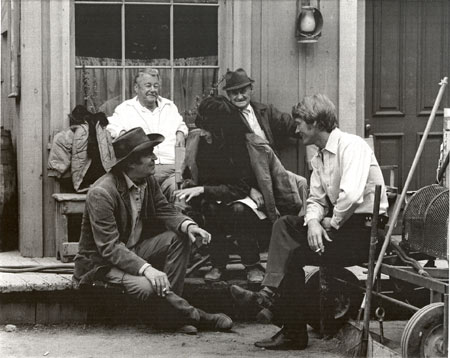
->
[[364, 215, 372, 227]]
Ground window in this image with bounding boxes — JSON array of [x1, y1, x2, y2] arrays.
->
[[74, 0, 219, 126]]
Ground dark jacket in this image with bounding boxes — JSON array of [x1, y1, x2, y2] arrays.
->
[[246, 133, 307, 222], [249, 101, 298, 152], [73, 172, 191, 286], [185, 96, 300, 204], [182, 130, 307, 221]]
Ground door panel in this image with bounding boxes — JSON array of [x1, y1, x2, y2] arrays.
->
[[366, 0, 450, 190]]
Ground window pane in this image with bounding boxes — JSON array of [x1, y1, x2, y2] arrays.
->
[[75, 68, 123, 116], [173, 68, 218, 127], [124, 68, 171, 101], [125, 5, 170, 65], [125, 0, 170, 2], [174, 0, 218, 3], [75, 5, 122, 64], [174, 6, 218, 62]]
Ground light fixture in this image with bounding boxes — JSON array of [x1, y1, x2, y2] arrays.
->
[[296, 5, 323, 43]]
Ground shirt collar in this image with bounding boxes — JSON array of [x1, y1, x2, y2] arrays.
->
[[134, 96, 161, 112], [242, 104, 254, 115], [123, 173, 147, 191], [322, 128, 341, 155]]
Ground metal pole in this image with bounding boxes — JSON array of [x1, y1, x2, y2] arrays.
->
[[360, 185, 382, 357]]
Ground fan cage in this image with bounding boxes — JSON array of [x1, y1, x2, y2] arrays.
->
[[402, 184, 448, 259]]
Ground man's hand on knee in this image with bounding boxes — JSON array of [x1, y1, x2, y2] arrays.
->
[[143, 266, 171, 297], [307, 219, 332, 254]]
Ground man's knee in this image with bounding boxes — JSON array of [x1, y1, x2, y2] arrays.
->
[[169, 231, 191, 255], [272, 215, 304, 236], [229, 202, 247, 215], [123, 275, 154, 301]]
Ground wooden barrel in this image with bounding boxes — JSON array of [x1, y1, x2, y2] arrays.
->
[[0, 127, 18, 251]]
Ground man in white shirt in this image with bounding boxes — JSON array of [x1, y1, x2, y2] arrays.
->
[[107, 68, 188, 202], [230, 94, 389, 350]]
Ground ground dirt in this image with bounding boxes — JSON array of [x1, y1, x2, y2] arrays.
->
[[1, 323, 346, 358]]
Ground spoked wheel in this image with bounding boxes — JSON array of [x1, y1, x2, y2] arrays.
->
[[401, 302, 446, 358], [304, 267, 360, 331]]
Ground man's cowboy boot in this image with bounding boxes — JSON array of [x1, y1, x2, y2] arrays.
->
[[229, 285, 275, 310], [197, 309, 233, 331], [254, 326, 308, 350], [164, 291, 233, 331], [163, 291, 200, 323], [176, 325, 198, 335]]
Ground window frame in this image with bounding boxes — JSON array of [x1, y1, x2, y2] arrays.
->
[[74, 0, 220, 103]]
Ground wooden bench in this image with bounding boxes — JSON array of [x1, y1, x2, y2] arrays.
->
[[52, 193, 86, 262]]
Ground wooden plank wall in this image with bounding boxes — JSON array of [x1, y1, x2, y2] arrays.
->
[[1, 0, 20, 138], [18, 0, 44, 257], [43, 0, 72, 257], [4, 0, 72, 257], [218, 0, 344, 176]]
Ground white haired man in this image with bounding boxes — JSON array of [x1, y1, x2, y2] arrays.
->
[[107, 69, 188, 202]]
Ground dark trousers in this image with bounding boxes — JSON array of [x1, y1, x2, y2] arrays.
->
[[263, 215, 383, 330], [103, 231, 194, 329], [105, 231, 191, 297], [202, 201, 272, 268]]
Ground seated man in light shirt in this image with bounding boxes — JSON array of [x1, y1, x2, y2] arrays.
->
[[107, 68, 188, 202], [229, 94, 389, 350]]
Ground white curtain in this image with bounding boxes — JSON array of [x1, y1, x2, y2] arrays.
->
[[76, 56, 218, 126]]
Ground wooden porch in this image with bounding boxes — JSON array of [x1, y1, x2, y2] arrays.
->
[[0, 250, 375, 326]]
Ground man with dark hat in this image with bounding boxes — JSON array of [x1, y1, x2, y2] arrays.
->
[[73, 127, 233, 334], [222, 68, 298, 151], [174, 69, 306, 284]]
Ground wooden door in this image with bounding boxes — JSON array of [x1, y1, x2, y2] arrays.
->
[[365, 0, 450, 191]]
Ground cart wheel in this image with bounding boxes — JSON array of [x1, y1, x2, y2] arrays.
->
[[401, 302, 445, 358], [305, 267, 360, 331]]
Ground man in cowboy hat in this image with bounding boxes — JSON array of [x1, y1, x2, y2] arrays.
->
[[73, 127, 233, 334]]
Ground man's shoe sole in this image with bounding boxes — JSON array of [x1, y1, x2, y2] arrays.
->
[[176, 325, 198, 335]]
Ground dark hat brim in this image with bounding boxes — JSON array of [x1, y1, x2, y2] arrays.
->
[[223, 79, 254, 91], [112, 133, 165, 169]]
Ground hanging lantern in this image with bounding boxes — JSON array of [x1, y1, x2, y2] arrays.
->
[[296, 6, 323, 43]]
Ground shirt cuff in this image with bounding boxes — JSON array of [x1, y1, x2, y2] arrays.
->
[[139, 263, 151, 276], [304, 215, 321, 226], [180, 219, 197, 234], [330, 216, 341, 230]]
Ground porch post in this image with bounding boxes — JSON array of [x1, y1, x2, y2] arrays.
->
[[42, 0, 72, 256], [19, 0, 44, 256], [338, 0, 366, 136]]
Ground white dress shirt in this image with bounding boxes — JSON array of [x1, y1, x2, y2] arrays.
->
[[241, 105, 268, 141], [305, 128, 389, 230], [107, 96, 188, 165]]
